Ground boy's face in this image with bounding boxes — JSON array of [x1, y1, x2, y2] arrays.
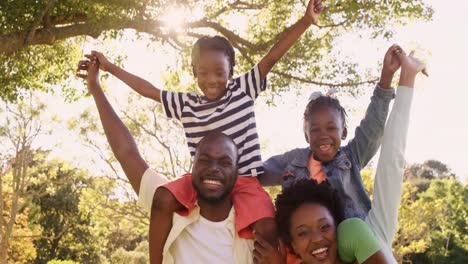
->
[[304, 106, 346, 162], [194, 50, 230, 101]]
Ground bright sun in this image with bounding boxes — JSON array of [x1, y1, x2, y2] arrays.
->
[[161, 6, 190, 32]]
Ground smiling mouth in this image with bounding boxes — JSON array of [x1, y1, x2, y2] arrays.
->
[[319, 144, 331, 151], [202, 179, 223, 189], [311, 247, 329, 260]]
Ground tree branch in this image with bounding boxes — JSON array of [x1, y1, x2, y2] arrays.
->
[[25, 0, 57, 45], [272, 70, 379, 88], [0, 19, 163, 55]]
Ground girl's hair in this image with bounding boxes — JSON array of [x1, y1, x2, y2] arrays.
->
[[275, 179, 345, 253], [191, 36, 236, 78], [303, 95, 348, 129]]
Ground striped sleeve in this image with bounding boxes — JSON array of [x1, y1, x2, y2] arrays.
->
[[160, 90, 185, 120], [235, 64, 267, 99]]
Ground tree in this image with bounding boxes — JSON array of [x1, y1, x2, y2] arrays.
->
[[1, 0, 434, 101], [404, 159, 455, 193], [362, 161, 467, 263], [28, 158, 102, 264], [0, 96, 48, 264], [405, 159, 455, 180], [393, 182, 432, 263], [79, 177, 148, 261], [110, 241, 149, 264], [413, 178, 468, 264]]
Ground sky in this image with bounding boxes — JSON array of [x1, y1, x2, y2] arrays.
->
[[258, 0, 468, 181], [24, 0, 468, 182]]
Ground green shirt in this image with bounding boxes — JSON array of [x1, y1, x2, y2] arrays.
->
[[337, 218, 381, 263]]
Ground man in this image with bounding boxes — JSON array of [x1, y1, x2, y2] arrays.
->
[[77, 55, 254, 263]]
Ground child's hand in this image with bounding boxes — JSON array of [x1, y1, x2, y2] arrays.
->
[[304, 0, 324, 25], [76, 55, 100, 91], [383, 44, 403, 75], [90, 51, 112, 72], [253, 233, 286, 264]]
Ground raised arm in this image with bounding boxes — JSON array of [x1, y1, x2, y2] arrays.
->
[[345, 45, 402, 167], [77, 55, 149, 194], [366, 50, 425, 246], [257, 0, 323, 80], [92, 51, 162, 102]]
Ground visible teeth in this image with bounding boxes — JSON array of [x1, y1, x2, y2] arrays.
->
[[312, 247, 327, 255], [204, 180, 222, 186], [320, 145, 331, 150]]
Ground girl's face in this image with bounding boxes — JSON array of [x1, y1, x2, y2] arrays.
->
[[193, 50, 230, 101], [304, 106, 346, 162], [289, 203, 341, 264]]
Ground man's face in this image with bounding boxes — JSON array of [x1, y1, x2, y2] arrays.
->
[[194, 50, 230, 101], [304, 106, 346, 162], [192, 135, 238, 203]]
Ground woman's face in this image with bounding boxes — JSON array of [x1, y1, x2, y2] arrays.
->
[[289, 203, 340, 264]]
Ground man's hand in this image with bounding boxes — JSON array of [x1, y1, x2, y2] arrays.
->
[[76, 54, 100, 93], [90, 51, 113, 72], [253, 233, 286, 264], [304, 0, 324, 25]]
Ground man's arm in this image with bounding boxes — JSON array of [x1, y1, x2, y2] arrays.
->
[[77, 55, 149, 194], [257, 0, 323, 80], [92, 51, 162, 102]]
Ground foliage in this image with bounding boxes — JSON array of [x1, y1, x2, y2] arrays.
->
[[0, 0, 434, 101], [0, 96, 49, 264], [3, 196, 38, 263], [79, 177, 148, 260], [110, 241, 149, 264], [404, 159, 455, 192], [0, 41, 83, 102], [47, 260, 79, 264], [413, 178, 468, 263], [363, 161, 467, 263], [28, 158, 102, 264]]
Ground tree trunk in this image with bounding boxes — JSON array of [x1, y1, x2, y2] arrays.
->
[[0, 241, 9, 264]]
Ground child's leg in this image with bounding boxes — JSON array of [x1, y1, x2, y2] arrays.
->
[[232, 177, 278, 246], [149, 175, 197, 264]]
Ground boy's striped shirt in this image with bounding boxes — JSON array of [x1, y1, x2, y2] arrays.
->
[[161, 65, 266, 176]]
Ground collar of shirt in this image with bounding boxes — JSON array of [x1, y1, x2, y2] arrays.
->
[[291, 148, 352, 171], [163, 202, 254, 264]]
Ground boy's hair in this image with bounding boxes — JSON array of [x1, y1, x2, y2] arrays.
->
[[304, 95, 348, 129], [191, 36, 236, 78], [275, 179, 345, 253]]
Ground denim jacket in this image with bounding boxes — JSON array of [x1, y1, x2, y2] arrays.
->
[[260, 85, 395, 219]]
